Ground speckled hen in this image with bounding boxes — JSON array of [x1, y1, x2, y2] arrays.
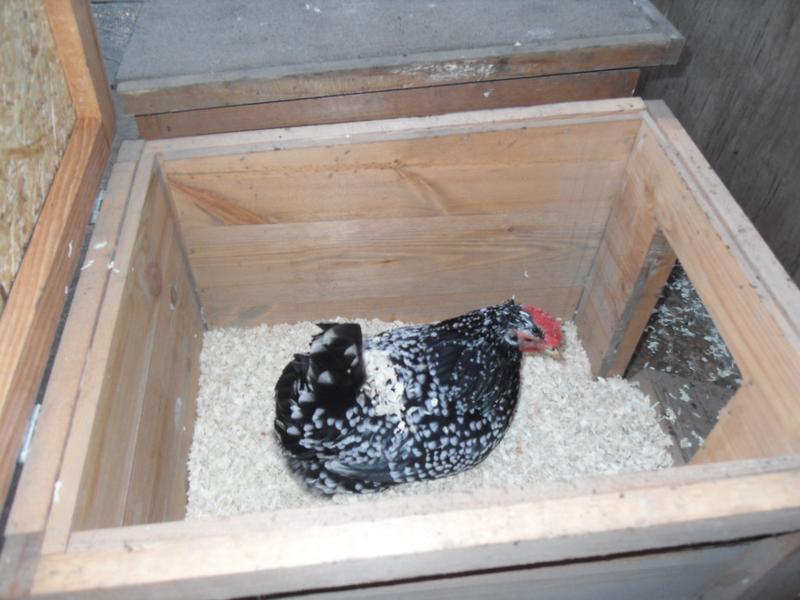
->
[[274, 300, 562, 494]]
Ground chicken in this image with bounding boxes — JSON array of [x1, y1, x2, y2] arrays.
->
[[274, 300, 562, 495]]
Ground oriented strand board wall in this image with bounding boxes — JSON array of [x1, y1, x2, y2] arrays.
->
[[0, 0, 76, 312], [639, 0, 800, 284]]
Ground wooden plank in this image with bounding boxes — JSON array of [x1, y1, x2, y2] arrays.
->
[[640, 0, 800, 285], [136, 70, 639, 139], [575, 123, 677, 376], [5, 142, 144, 538], [0, 121, 108, 508], [164, 119, 638, 229], [68, 170, 201, 531], [123, 180, 204, 525], [638, 102, 800, 460], [186, 211, 601, 328], [120, 39, 675, 117], [302, 544, 749, 600], [116, 0, 681, 115], [701, 532, 800, 600], [65, 455, 800, 552], [70, 172, 174, 531], [209, 286, 582, 331], [0, 142, 143, 600], [44, 0, 115, 143], [30, 459, 800, 598], [0, 532, 43, 600], [38, 151, 158, 554], [147, 98, 647, 161]]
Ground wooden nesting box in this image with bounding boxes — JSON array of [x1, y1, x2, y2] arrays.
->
[[3, 99, 800, 599]]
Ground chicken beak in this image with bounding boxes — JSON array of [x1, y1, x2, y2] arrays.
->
[[545, 348, 562, 361]]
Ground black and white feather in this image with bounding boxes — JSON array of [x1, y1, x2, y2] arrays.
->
[[274, 300, 543, 494]]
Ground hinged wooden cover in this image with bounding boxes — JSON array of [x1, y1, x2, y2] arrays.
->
[[0, 0, 114, 506]]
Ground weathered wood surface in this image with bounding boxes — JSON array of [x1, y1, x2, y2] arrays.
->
[[4, 99, 800, 598], [45, 0, 115, 145], [640, 0, 800, 285], [642, 102, 800, 462], [0, 0, 114, 508], [5, 142, 144, 540], [0, 122, 107, 512], [117, 0, 681, 116], [0, 0, 76, 314], [575, 120, 676, 377], [701, 532, 800, 600], [136, 69, 639, 139], [164, 118, 639, 327], [30, 458, 800, 598], [298, 544, 750, 600]]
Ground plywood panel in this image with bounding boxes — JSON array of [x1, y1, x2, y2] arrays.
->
[[0, 121, 107, 506], [0, 0, 76, 312]]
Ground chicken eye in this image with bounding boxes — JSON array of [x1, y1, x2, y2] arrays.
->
[[503, 330, 518, 345]]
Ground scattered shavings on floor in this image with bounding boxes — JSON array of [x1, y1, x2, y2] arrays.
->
[[629, 264, 741, 389], [187, 320, 673, 519]]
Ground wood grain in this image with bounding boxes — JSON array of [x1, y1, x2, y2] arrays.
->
[[640, 103, 800, 460], [8, 98, 800, 598], [44, 0, 115, 143], [38, 150, 159, 554], [136, 70, 639, 139], [6, 142, 144, 538], [640, 0, 800, 285], [70, 172, 173, 531], [575, 123, 677, 376], [164, 119, 638, 229], [701, 532, 800, 600], [0, 121, 108, 508], [148, 98, 647, 161], [187, 212, 601, 328], [70, 173, 203, 531], [123, 179, 203, 525], [0, 0, 115, 517], [120, 32, 679, 116], [299, 544, 749, 600], [30, 460, 800, 598]]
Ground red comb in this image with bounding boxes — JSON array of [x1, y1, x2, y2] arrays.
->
[[523, 305, 562, 349]]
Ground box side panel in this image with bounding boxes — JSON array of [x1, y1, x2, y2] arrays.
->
[[163, 119, 640, 327], [31, 458, 800, 598], [5, 142, 145, 538], [574, 123, 676, 376], [71, 171, 202, 531], [637, 106, 800, 460], [122, 174, 203, 526]]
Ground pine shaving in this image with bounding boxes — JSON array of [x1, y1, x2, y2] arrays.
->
[[186, 320, 673, 519]]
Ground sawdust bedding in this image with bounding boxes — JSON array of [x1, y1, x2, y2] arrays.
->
[[187, 319, 673, 519]]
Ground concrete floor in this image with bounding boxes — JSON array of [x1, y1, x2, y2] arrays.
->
[[89, 0, 739, 462]]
